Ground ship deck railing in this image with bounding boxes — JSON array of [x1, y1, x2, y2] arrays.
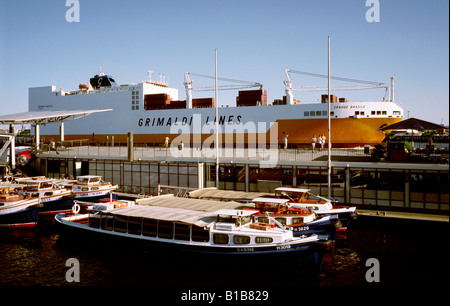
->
[[36, 142, 449, 164]]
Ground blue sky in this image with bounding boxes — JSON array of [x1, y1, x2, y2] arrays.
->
[[0, 0, 449, 125]]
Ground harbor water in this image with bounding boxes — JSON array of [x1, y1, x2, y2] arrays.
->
[[1, 216, 448, 291]]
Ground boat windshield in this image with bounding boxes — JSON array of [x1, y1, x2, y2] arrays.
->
[[217, 215, 252, 226], [26, 182, 41, 190], [276, 190, 305, 200]]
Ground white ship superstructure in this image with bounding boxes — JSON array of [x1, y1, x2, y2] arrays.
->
[[28, 71, 403, 147]]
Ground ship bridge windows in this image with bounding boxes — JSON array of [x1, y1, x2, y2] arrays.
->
[[304, 110, 328, 117], [371, 110, 388, 116], [132, 91, 140, 110]]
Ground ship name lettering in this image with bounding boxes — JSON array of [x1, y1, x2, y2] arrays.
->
[[138, 115, 243, 128], [237, 247, 254, 252]]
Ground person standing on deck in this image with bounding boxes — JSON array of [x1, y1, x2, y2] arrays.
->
[[283, 134, 289, 151], [311, 135, 317, 153]]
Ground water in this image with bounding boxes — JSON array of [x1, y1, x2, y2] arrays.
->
[[1, 217, 448, 292]]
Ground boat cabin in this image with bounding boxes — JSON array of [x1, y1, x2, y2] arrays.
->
[[251, 197, 316, 227], [214, 209, 255, 231], [76, 175, 103, 185], [275, 187, 330, 205]]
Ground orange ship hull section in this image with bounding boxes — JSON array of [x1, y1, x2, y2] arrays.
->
[[44, 117, 401, 148]]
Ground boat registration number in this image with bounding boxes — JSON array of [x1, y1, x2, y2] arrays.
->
[[293, 226, 309, 232]]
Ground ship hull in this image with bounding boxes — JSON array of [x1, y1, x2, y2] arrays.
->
[[41, 117, 401, 148]]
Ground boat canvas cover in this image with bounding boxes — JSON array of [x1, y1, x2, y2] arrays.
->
[[136, 196, 253, 212], [106, 205, 217, 228], [188, 188, 272, 201]]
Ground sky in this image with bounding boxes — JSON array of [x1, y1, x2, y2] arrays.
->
[[0, 0, 449, 126]]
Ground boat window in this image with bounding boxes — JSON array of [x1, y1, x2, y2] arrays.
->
[[158, 221, 174, 239], [128, 217, 142, 235], [233, 235, 250, 245], [90, 177, 101, 183], [309, 111, 315, 116], [304, 111, 309, 117], [316, 111, 321, 116], [174, 223, 191, 241], [142, 219, 157, 237], [41, 182, 53, 189], [255, 237, 273, 244], [292, 217, 305, 224], [393, 111, 401, 116], [257, 217, 269, 224], [191, 226, 210, 242], [44, 192, 53, 196], [81, 187, 89, 192], [213, 233, 229, 244], [240, 216, 252, 226], [103, 213, 114, 231], [114, 215, 128, 233], [91, 187, 99, 191], [88, 213, 101, 228], [26, 182, 40, 190], [275, 218, 286, 226]]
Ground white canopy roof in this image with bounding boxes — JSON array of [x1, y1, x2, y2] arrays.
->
[[0, 109, 112, 125], [107, 205, 217, 228], [136, 196, 253, 212]]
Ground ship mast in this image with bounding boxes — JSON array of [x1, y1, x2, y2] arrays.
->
[[215, 49, 219, 189], [327, 36, 332, 200]]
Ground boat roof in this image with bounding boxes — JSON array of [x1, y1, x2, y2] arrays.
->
[[107, 205, 217, 228], [252, 197, 290, 204], [215, 209, 257, 217], [136, 195, 253, 212], [77, 175, 102, 178], [275, 187, 310, 193], [21, 179, 54, 183], [188, 188, 272, 201]]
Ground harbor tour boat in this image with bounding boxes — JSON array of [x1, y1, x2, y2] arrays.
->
[[275, 187, 357, 232], [0, 186, 40, 228], [55, 203, 325, 265], [250, 197, 336, 242], [16, 178, 73, 216], [69, 175, 118, 199]]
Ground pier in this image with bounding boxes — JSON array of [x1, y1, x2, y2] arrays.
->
[[26, 140, 449, 218]]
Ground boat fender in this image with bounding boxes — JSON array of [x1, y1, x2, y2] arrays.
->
[[333, 220, 343, 229], [350, 213, 358, 219], [72, 203, 81, 215]]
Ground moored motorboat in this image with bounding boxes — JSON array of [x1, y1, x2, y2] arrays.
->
[[0, 186, 40, 228], [250, 197, 336, 241], [274, 187, 357, 231], [16, 178, 73, 216], [69, 175, 118, 200]]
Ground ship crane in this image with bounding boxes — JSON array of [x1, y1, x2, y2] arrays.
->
[[184, 72, 262, 108], [284, 69, 394, 105]]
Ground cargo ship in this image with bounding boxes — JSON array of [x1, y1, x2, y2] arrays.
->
[[28, 71, 403, 147]]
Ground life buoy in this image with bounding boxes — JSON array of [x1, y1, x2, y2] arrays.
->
[[72, 203, 81, 214]]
